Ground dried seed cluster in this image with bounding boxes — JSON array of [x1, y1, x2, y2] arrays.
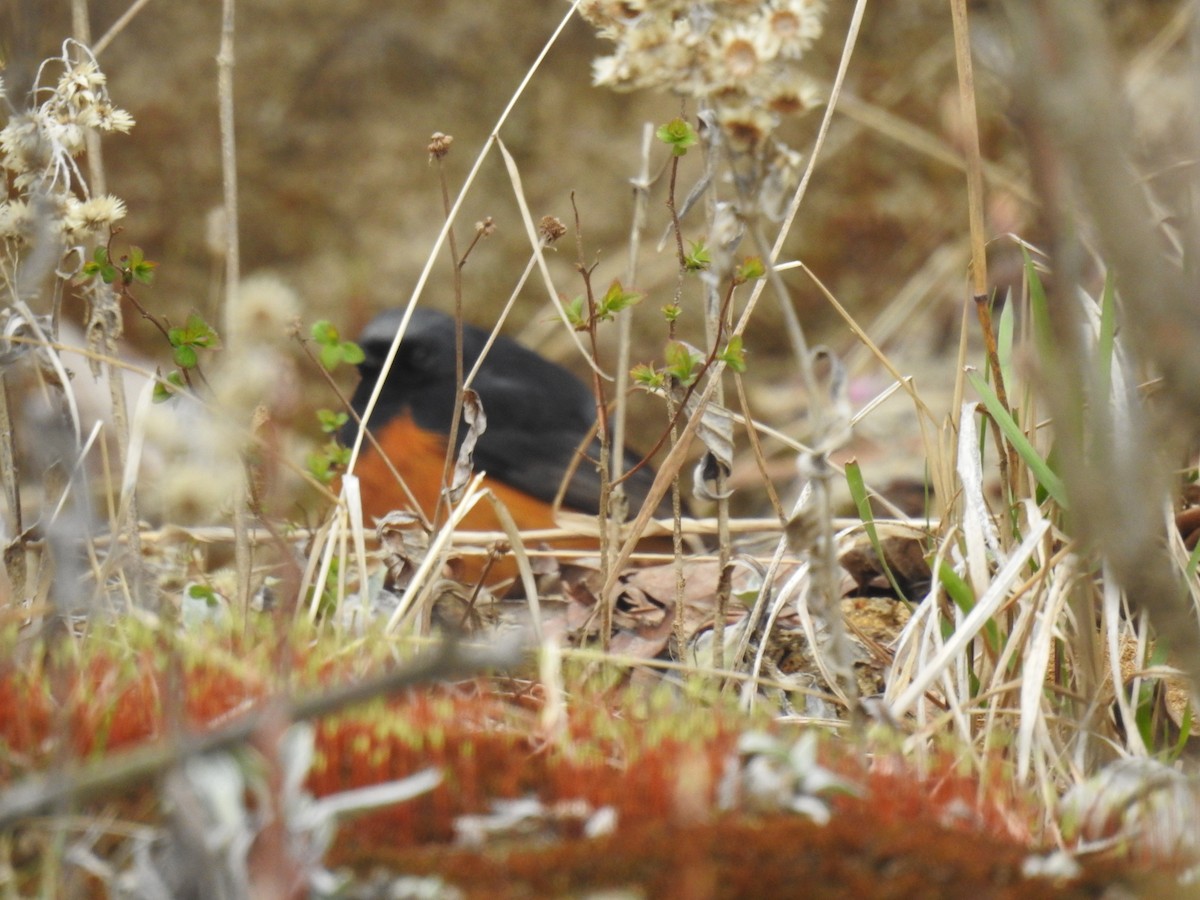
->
[[580, 0, 827, 149], [0, 41, 134, 252]]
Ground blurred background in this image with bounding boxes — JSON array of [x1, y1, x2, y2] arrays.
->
[[2, 0, 1188, 516]]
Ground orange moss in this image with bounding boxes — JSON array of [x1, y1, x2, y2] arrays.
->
[[0, 640, 1177, 895], [336, 813, 1156, 900], [0, 646, 267, 764]]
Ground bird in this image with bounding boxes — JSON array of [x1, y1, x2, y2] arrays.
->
[[341, 307, 670, 585]]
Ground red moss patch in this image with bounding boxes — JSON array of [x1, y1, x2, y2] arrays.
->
[[0, 636, 1175, 896], [341, 812, 1152, 900]]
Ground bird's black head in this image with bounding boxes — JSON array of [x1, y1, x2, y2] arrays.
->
[[342, 308, 488, 445]]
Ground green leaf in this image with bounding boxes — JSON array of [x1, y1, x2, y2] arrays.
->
[[1023, 249, 1054, 364], [307, 452, 333, 484], [84, 255, 118, 283], [126, 246, 157, 284], [319, 342, 341, 372], [661, 304, 681, 323], [1170, 703, 1194, 762], [187, 583, 218, 604], [631, 363, 664, 390], [967, 369, 1069, 508], [665, 341, 702, 387], [183, 313, 216, 346], [656, 117, 698, 156], [684, 240, 711, 272], [153, 370, 186, 403], [719, 334, 747, 373], [311, 320, 339, 344], [564, 296, 586, 329], [937, 560, 1002, 654], [598, 281, 642, 319], [1186, 537, 1200, 582], [735, 256, 766, 283], [173, 344, 198, 369], [317, 409, 349, 434], [340, 341, 364, 365], [307, 440, 350, 484], [997, 293, 1015, 392]]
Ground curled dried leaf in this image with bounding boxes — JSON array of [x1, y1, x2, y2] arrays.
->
[[446, 388, 486, 504], [377, 509, 430, 590], [810, 346, 852, 454], [693, 450, 733, 501], [674, 382, 735, 503]]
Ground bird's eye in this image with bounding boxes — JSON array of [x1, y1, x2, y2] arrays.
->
[[402, 340, 436, 375]]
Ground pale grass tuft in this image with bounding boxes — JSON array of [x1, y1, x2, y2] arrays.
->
[[228, 272, 301, 346], [140, 401, 243, 525]]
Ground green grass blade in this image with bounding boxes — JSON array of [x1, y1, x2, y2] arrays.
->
[[1023, 248, 1055, 362], [967, 369, 1069, 509], [1186, 539, 1200, 581], [936, 560, 1001, 654], [997, 291, 1015, 393], [1170, 702, 1194, 762], [845, 459, 907, 600]]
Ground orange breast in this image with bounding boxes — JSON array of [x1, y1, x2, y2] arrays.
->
[[349, 412, 600, 586]]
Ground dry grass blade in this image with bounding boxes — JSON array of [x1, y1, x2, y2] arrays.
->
[[384, 472, 490, 634], [495, 137, 606, 378], [1003, 0, 1200, 691], [92, 0, 157, 57], [7, 3, 1200, 893], [890, 518, 1049, 718]]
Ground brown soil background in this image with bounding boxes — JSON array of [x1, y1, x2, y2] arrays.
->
[[5, 1, 1188, 511]]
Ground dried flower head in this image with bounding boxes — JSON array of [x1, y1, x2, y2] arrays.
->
[[428, 132, 454, 160], [766, 72, 822, 115], [0, 114, 48, 176], [1, 44, 134, 192], [155, 460, 240, 525], [0, 201, 34, 244], [211, 348, 282, 419], [62, 194, 127, 243], [580, 0, 827, 149], [718, 23, 770, 82], [1, 39, 135, 284], [142, 403, 243, 525], [230, 272, 301, 345], [717, 104, 776, 152], [538, 215, 567, 245]]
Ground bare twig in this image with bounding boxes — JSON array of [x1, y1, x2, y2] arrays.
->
[[571, 193, 615, 648], [950, 0, 1015, 503], [70, 0, 105, 195], [432, 138, 466, 533], [215, 0, 253, 611], [92, 0, 158, 57]]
